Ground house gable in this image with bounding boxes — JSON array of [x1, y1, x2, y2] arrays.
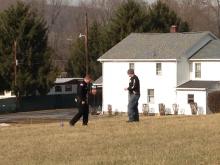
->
[[190, 40, 220, 60], [186, 32, 217, 59]]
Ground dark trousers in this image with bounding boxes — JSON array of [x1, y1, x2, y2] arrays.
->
[[128, 94, 140, 121], [70, 103, 89, 125]]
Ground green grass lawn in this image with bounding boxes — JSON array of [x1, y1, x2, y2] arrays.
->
[[0, 114, 220, 165]]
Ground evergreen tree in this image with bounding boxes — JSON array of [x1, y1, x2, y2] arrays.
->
[[66, 21, 103, 79], [66, 38, 85, 77], [67, 0, 190, 79], [148, 1, 189, 32], [0, 2, 58, 96], [107, 0, 148, 47]]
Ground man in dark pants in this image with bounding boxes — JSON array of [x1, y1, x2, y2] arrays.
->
[[69, 75, 92, 126], [124, 69, 140, 122]]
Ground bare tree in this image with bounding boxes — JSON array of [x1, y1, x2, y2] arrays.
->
[[209, 0, 220, 36], [0, 0, 17, 11], [161, 0, 219, 35]]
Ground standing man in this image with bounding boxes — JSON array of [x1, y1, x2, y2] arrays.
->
[[124, 69, 140, 122], [69, 75, 92, 126]]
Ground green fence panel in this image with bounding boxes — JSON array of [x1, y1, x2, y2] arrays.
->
[[0, 98, 16, 114]]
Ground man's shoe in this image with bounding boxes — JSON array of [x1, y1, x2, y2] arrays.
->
[[82, 123, 88, 126], [126, 120, 134, 123]]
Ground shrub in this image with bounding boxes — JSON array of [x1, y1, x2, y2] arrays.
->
[[208, 91, 220, 113]]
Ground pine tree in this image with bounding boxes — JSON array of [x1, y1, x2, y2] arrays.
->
[[66, 21, 103, 79], [66, 0, 190, 79], [66, 38, 85, 77], [0, 2, 58, 96], [148, 1, 189, 32], [107, 0, 148, 47]]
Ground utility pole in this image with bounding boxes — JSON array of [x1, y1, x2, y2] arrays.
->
[[14, 40, 19, 111], [14, 40, 17, 88], [85, 12, 89, 75], [79, 12, 89, 75]]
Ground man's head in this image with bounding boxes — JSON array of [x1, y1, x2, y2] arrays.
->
[[84, 74, 92, 83], [127, 69, 134, 77]]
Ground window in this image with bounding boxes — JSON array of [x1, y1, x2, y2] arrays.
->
[[147, 89, 154, 103], [65, 84, 72, 92], [129, 63, 135, 70], [55, 86, 62, 92], [156, 63, 162, 75], [72, 84, 77, 94], [195, 63, 201, 78], [188, 94, 194, 104]]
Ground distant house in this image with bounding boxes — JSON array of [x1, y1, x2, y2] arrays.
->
[[0, 91, 15, 99], [47, 78, 83, 95], [90, 76, 102, 108], [92, 76, 102, 88], [98, 30, 220, 115], [0, 78, 83, 99]]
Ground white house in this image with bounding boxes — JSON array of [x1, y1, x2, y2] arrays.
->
[[98, 31, 220, 115]]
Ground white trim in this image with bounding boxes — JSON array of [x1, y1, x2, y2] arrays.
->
[[176, 88, 206, 91], [98, 59, 177, 62]]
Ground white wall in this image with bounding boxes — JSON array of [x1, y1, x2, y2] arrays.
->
[[177, 57, 190, 86], [102, 62, 129, 112], [177, 90, 207, 115], [190, 61, 220, 80], [102, 61, 177, 113]]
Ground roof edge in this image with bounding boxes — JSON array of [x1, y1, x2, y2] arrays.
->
[[190, 59, 220, 61], [98, 59, 177, 62]]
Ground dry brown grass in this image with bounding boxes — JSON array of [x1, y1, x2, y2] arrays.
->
[[0, 114, 220, 165]]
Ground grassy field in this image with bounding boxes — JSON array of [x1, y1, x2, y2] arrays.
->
[[0, 114, 220, 165]]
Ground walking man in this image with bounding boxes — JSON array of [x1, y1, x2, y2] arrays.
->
[[124, 69, 140, 122], [69, 75, 92, 126]]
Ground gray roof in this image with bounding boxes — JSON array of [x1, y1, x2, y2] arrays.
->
[[93, 76, 102, 85], [177, 80, 219, 89], [55, 78, 83, 84], [99, 32, 215, 60], [191, 40, 220, 59]]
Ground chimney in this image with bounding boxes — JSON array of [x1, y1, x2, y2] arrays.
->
[[170, 25, 177, 33]]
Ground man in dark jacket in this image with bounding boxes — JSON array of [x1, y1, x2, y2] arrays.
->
[[124, 69, 140, 122], [69, 75, 92, 126]]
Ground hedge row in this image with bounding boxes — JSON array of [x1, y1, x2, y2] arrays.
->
[[208, 91, 220, 113]]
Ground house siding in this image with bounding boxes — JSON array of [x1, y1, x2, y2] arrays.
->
[[190, 61, 220, 80], [177, 90, 207, 115], [177, 57, 190, 86], [102, 61, 177, 113]]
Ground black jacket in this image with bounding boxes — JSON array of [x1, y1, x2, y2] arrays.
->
[[77, 80, 90, 103], [127, 75, 140, 95]]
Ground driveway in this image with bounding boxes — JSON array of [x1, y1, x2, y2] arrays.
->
[[0, 109, 78, 124]]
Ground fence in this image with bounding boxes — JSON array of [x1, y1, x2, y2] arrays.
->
[[0, 92, 102, 114]]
